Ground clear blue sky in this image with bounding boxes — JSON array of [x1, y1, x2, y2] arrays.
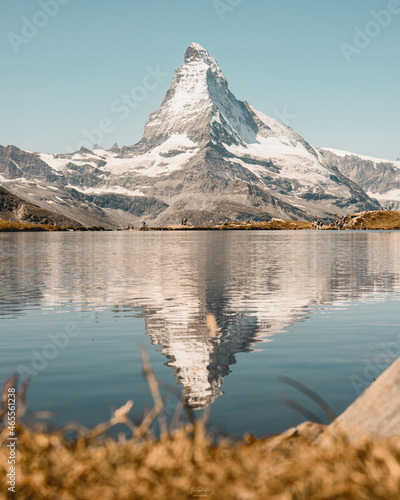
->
[[1, 0, 399, 159]]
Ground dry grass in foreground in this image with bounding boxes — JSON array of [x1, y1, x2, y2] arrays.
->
[[3, 422, 400, 500], [2, 357, 400, 500]]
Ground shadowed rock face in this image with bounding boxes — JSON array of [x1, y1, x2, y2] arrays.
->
[[0, 44, 381, 227], [0, 145, 60, 183]]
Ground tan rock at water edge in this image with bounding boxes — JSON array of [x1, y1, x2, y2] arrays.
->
[[331, 355, 400, 440]]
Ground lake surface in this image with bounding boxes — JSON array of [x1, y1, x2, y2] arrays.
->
[[1, 231, 400, 437]]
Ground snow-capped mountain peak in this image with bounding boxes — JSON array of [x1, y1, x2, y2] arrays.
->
[[141, 43, 321, 157], [184, 42, 225, 81], [0, 44, 384, 228], [140, 42, 259, 148]]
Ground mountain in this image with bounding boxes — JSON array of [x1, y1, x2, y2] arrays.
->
[[0, 145, 122, 228], [0, 185, 81, 227], [0, 43, 381, 226], [319, 148, 400, 209]]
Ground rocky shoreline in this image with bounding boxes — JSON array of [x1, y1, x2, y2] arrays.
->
[[2, 210, 400, 233], [134, 210, 400, 231]]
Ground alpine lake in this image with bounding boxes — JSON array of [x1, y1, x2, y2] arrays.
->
[[1, 230, 400, 437]]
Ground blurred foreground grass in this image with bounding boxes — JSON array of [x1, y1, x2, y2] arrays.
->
[[2, 356, 400, 499]]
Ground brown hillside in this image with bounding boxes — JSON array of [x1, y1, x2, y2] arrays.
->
[[0, 186, 82, 228], [343, 210, 400, 230]]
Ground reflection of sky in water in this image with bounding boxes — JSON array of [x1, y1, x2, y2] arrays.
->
[[1, 231, 400, 433]]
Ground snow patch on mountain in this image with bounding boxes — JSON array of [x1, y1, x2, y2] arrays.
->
[[70, 185, 146, 196], [39, 154, 70, 171], [367, 189, 400, 202], [38, 134, 199, 178], [103, 135, 199, 176]]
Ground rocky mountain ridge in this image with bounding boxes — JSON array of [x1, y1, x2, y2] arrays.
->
[[319, 148, 400, 209]]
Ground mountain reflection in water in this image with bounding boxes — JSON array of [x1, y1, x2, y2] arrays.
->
[[1, 231, 400, 410]]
